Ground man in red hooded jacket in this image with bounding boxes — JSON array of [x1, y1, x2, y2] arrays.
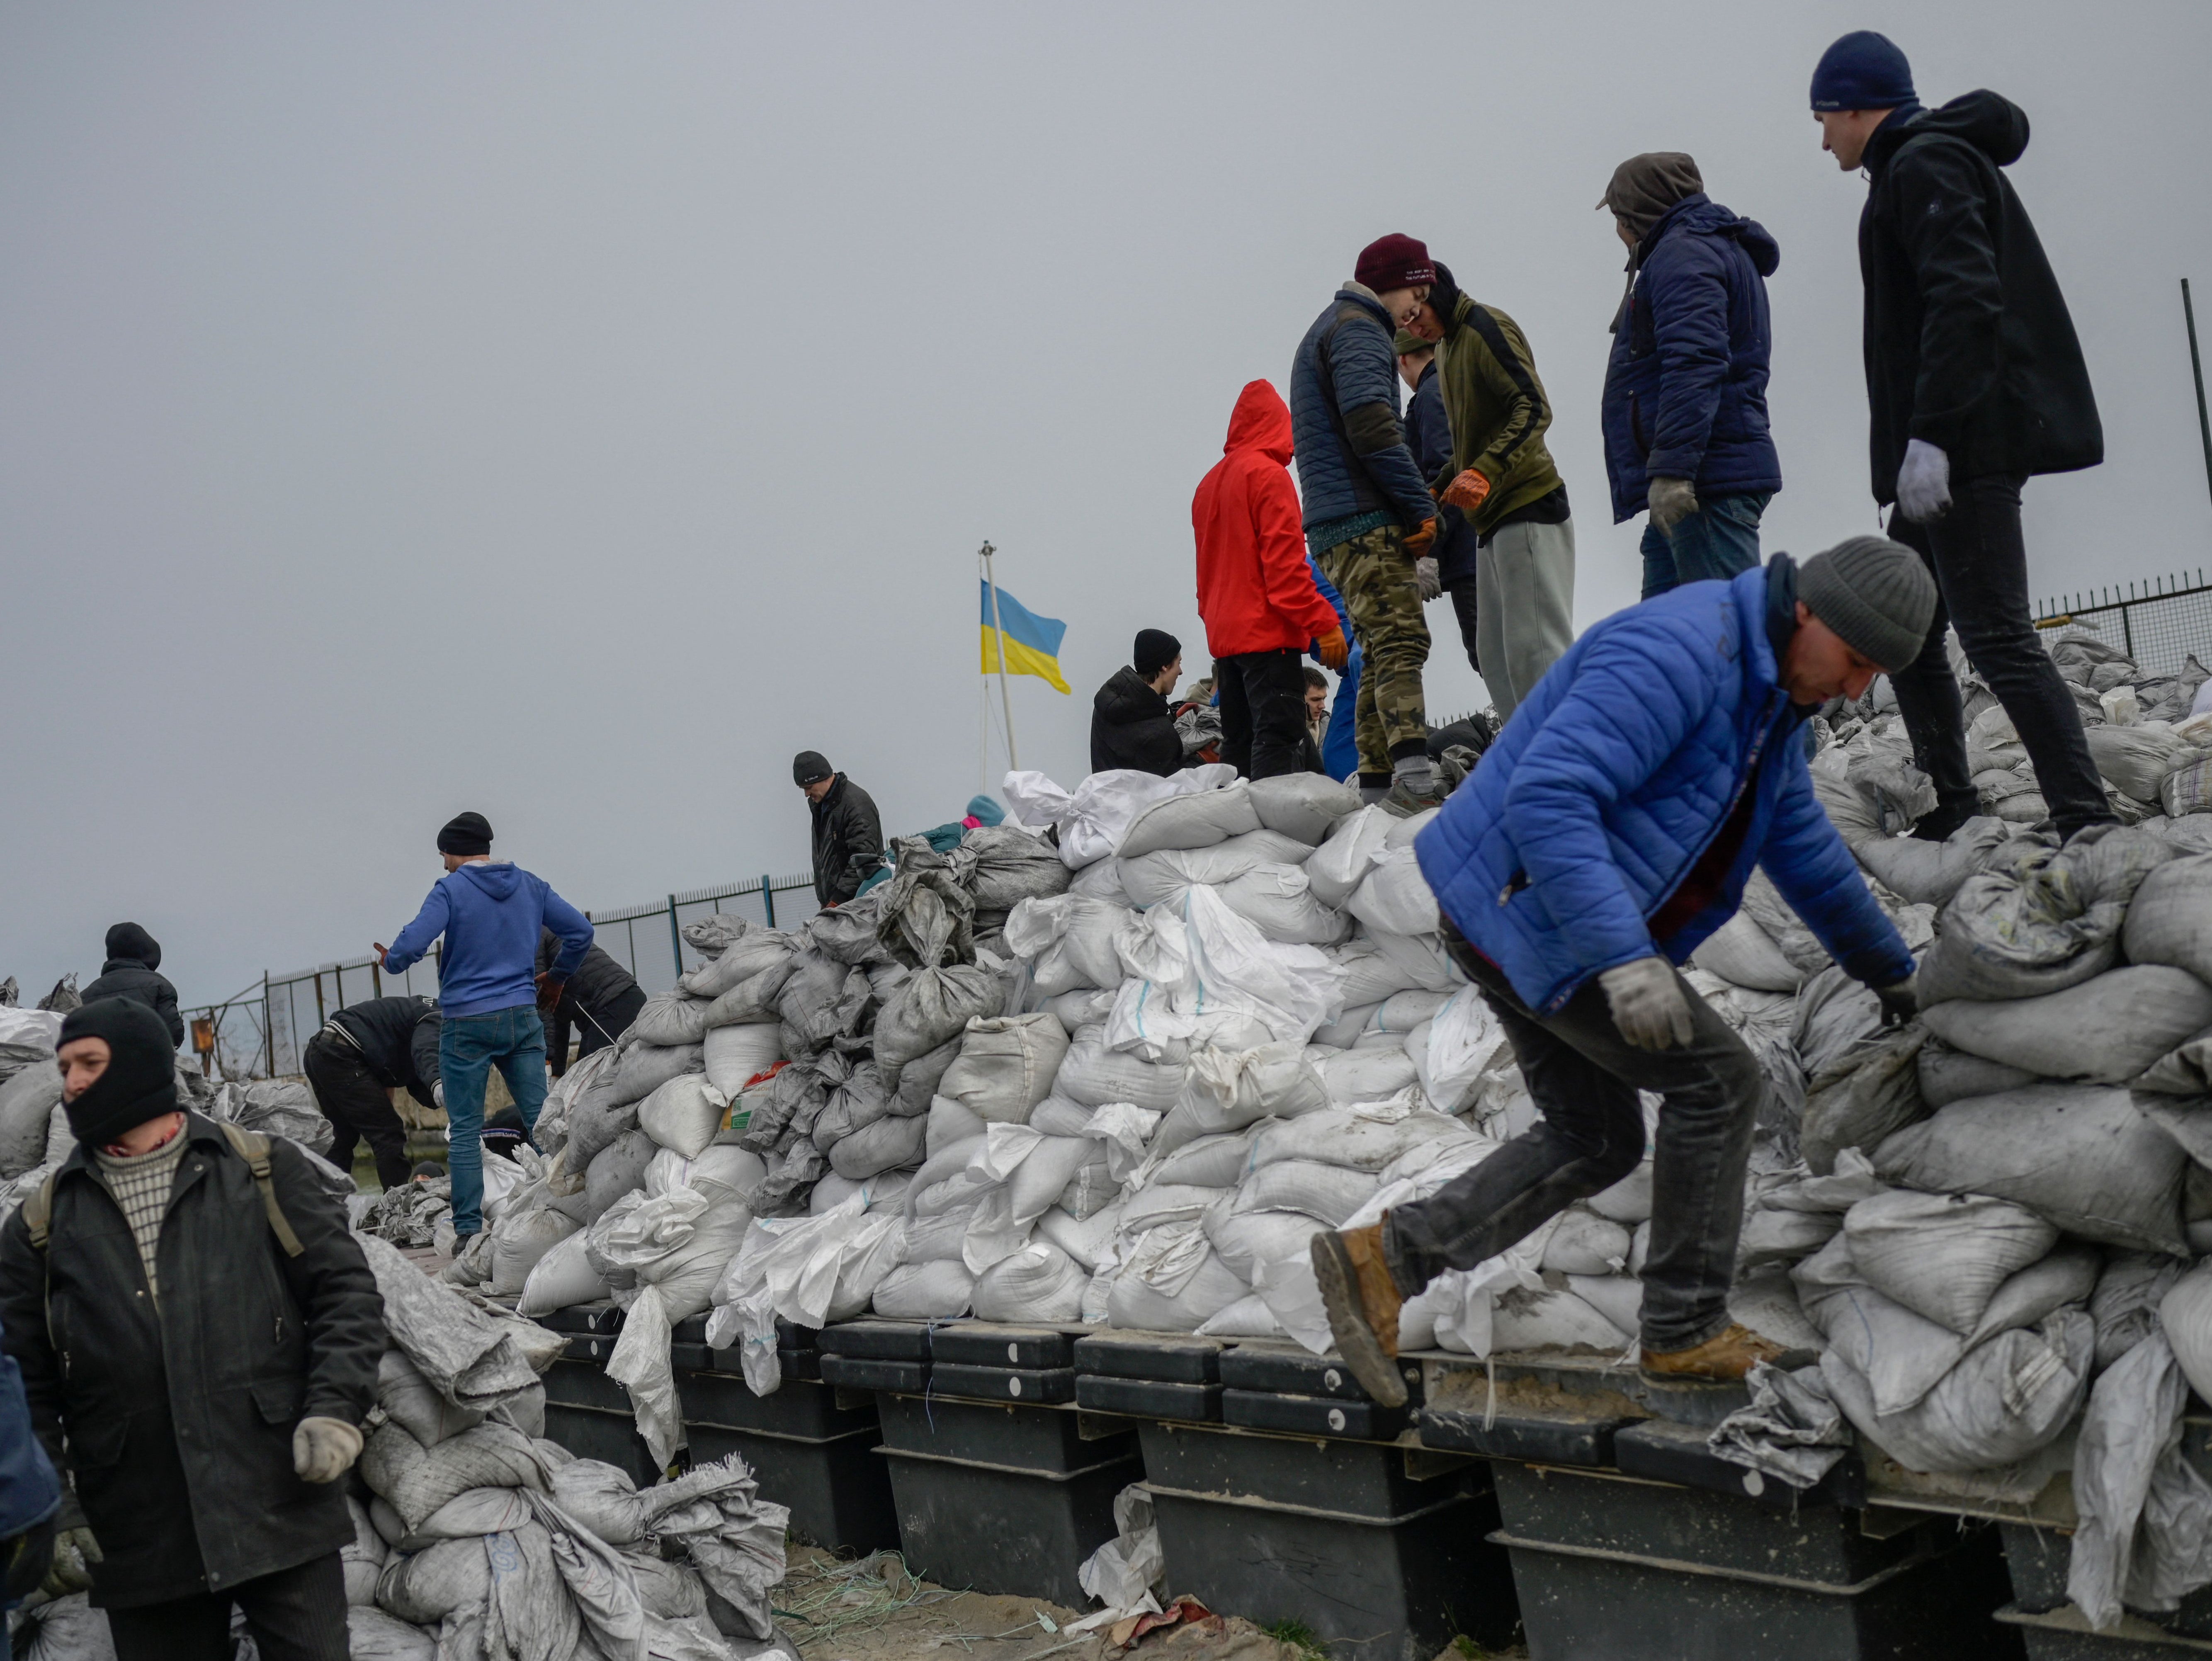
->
[[1195, 381, 1351, 780]]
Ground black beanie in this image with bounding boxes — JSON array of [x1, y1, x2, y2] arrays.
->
[[437, 811, 493, 857], [1134, 629, 1181, 679], [60, 997, 180, 1146], [103, 922, 160, 970], [792, 751, 833, 787]]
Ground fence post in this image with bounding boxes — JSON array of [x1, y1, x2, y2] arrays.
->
[[761, 875, 776, 929], [264, 972, 274, 1078], [667, 896, 682, 978]]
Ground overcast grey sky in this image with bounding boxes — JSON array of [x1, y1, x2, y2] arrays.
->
[[4, 2, 2209, 1011]]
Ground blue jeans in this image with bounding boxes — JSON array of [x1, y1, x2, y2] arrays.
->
[[1639, 490, 1770, 599], [439, 1005, 548, 1235]]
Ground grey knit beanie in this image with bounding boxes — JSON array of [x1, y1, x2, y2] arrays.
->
[[1797, 536, 1936, 672]]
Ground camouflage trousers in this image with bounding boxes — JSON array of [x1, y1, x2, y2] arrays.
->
[[1316, 522, 1431, 776]]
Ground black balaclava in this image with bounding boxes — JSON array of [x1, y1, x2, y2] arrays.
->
[[103, 921, 160, 970], [60, 997, 180, 1146], [437, 811, 493, 857]]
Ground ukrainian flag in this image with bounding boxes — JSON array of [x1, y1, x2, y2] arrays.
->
[[980, 580, 1071, 694]]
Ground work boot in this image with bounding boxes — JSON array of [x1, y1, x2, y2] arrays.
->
[[1639, 1322, 1787, 1384], [1380, 777, 1447, 818], [1908, 793, 1980, 843], [1310, 1224, 1408, 1407]]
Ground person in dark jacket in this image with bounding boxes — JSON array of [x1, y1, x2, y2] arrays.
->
[[77, 925, 182, 1050], [1813, 31, 2111, 843], [796, 753, 888, 905], [1397, 329, 1480, 678], [1598, 153, 1783, 597], [534, 927, 645, 1073], [0, 998, 382, 1660], [0, 1307, 61, 1652], [1290, 235, 1443, 813], [300, 996, 439, 1190], [1088, 631, 1185, 777], [1309, 539, 1933, 1408]]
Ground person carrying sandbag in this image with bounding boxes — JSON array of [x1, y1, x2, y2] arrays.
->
[[0, 998, 383, 1660], [1312, 538, 1933, 1406], [375, 811, 593, 1241]]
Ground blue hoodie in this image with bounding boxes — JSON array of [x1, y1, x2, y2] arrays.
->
[[384, 862, 593, 1017]]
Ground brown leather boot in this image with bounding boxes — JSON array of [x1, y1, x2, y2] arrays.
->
[[1639, 1322, 1787, 1384], [1310, 1223, 1408, 1407]]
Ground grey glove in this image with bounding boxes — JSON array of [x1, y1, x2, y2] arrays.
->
[[40, 1525, 100, 1599], [1874, 973, 1918, 1030], [293, 1416, 364, 1484], [1597, 956, 1696, 1051], [1647, 475, 1699, 535], [1415, 556, 1442, 602], [1896, 439, 1951, 522]]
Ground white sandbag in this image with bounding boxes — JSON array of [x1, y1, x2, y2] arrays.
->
[[1304, 804, 1394, 908], [1183, 1041, 1329, 1133], [1850, 817, 2012, 908], [1115, 885, 1348, 1045], [375, 1350, 486, 1447], [1117, 829, 1316, 908], [630, 991, 713, 1049], [703, 1023, 783, 1097], [937, 1013, 1069, 1124], [637, 1074, 731, 1160], [1215, 864, 1351, 945], [1151, 1130, 1256, 1189], [1004, 895, 1133, 994], [971, 1240, 1088, 1323], [1873, 1083, 2188, 1253], [1068, 855, 1133, 903], [1346, 848, 1439, 937], [517, 1229, 612, 1315], [1041, 987, 1118, 1038], [1800, 1025, 1927, 1177], [2122, 854, 2212, 986], [1688, 911, 1804, 993], [1232, 1159, 1379, 1226], [1038, 1201, 1124, 1271], [2089, 723, 2193, 802], [1491, 1287, 1630, 1354], [1405, 986, 1506, 1113], [1248, 1104, 1476, 1173], [1588, 1160, 1654, 1225], [488, 1206, 580, 1298], [1916, 1039, 2037, 1110], [927, 1095, 990, 1156], [873, 1258, 975, 1318], [1539, 1210, 1632, 1276], [1792, 966, 1886, 1081], [1918, 828, 2173, 1003], [1247, 772, 1358, 844], [582, 1129, 657, 1224], [1739, 869, 1832, 976], [2092, 1252, 2190, 1372], [2160, 1262, 2212, 1408], [348, 1607, 435, 1659], [1055, 1145, 1119, 1219], [1316, 1046, 1419, 1105], [648, 1144, 768, 1208], [1729, 1268, 1824, 1353], [1821, 1311, 2093, 1474], [1365, 928, 1462, 994], [1369, 988, 1454, 1033], [1739, 1205, 1841, 1269], [1117, 780, 1262, 858], [0, 1061, 62, 1180], [876, 964, 1004, 1088], [1058, 1028, 1187, 1111], [1326, 937, 1428, 1007], [1204, 1207, 1326, 1283], [1921, 966, 2212, 1084], [1195, 1293, 1289, 1338], [826, 1112, 927, 1180], [1843, 1190, 2058, 1335], [1107, 1247, 1246, 1331]]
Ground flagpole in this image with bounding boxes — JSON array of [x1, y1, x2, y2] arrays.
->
[[981, 540, 1019, 770]]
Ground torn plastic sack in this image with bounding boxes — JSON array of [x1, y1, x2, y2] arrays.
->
[[1708, 1362, 1852, 1490], [2067, 1331, 2212, 1633], [1076, 1483, 1166, 1620]]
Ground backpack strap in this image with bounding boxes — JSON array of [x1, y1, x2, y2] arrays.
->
[[21, 1173, 57, 1251], [217, 1122, 306, 1259]]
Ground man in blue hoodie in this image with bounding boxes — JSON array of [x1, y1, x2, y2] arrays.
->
[[376, 811, 592, 1238], [1598, 152, 1783, 597], [1310, 539, 1933, 1406]]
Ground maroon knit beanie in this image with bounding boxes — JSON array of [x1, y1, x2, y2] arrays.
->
[[1354, 233, 1436, 294]]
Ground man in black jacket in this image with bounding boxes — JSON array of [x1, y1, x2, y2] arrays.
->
[[796, 751, 887, 906], [1814, 31, 2112, 843], [0, 998, 382, 1660], [1089, 629, 1185, 777], [301, 995, 439, 1190], [78, 924, 182, 1049], [534, 926, 646, 1074]]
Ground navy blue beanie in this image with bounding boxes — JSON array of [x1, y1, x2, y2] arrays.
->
[[1810, 31, 1916, 112]]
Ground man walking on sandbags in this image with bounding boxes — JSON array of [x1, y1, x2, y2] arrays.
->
[[536, 925, 646, 1076], [1598, 153, 1782, 597], [1290, 234, 1443, 814], [796, 752, 889, 903], [1089, 631, 1186, 777], [1312, 539, 1933, 1405], [301, 994, 440, 1191], [78, 924, 182, 1049], [0, 997, 382, 1659], [1813, 30, 2112, 843], [1195, 380, 1350, 781], [376, 811, 592, 1240]]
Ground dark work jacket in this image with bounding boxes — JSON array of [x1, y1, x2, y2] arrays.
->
[[1404, 361, 1478, 587], [0, 1115, 383, 1605], [810, 775, 887, 906], [327, 996, 441, 1109], [534, 931, 639, 1015], [1287, 286, 1434, 535], [1090, 668, 1183, 777], [1859, 92, 2102, 502], [78, 960, 184, 1049]]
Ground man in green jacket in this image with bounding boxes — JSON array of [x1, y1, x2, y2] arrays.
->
[[1411, 264, 1575, 722]]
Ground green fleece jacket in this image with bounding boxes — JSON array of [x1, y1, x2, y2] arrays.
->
[[1434, 294, 1566, 538]]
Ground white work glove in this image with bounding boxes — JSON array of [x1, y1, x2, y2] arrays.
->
[[432, 1080, 446, 1112], [1598, 956, 1697, 1051], [1647, 475, 1699, 534], [293, 1416, 364, 1484], [1896, 439, 1952, 522], [1415, 556, 1442, 602]]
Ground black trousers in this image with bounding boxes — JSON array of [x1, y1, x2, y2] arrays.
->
[[551, 982, 646, 1077], [1217, 648, 1311, 781], [1887, 474, 2115, 838], [103, 1551, 347, 1661], [1444, 577, 1481, 677], [300, 1031, 412, 1190]]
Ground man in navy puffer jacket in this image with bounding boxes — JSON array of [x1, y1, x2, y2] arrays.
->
[[1311, 538, 1933, 1405], [1599, 153, 1783, 597]]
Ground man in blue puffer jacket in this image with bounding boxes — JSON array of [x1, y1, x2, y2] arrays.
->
[[1311, 538, 1934, 1406], [1599, 153, 1783, 597]]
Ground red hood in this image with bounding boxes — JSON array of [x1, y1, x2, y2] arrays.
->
[[1223, 379, 1294, 464]]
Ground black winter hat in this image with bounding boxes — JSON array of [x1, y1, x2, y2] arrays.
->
[[1809, 31, 1916, 112], [792, 751, 833, 787], [437, 811, 493, 857], [1798, 536, 1938, 673], [60, 996, 180, 1146], [1134, 629, 1182, 679], [103, 922, 160, 970]]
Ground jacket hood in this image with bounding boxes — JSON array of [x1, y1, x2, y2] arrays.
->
[[1095, 665, 1168, 725], [449, 860, 523, 901], [1647, 196, 1780, 277], [1872, 91, 2028, 172], [1224, 379, 1294, 464], [103, 922, 159, 969]]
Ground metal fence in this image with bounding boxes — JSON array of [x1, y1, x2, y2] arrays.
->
[[185, 870, 818, 1080], [2034, 568, 2212, 678]]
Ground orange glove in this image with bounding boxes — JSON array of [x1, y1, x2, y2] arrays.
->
[[534, 973, 566, 1013], [1443, 470, 1491, 513], [1401, 517, 1438, 559], [1316, 628, 1349, 671]]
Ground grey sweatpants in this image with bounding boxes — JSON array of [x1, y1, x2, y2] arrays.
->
[[1476, 515, 1576, 721]]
